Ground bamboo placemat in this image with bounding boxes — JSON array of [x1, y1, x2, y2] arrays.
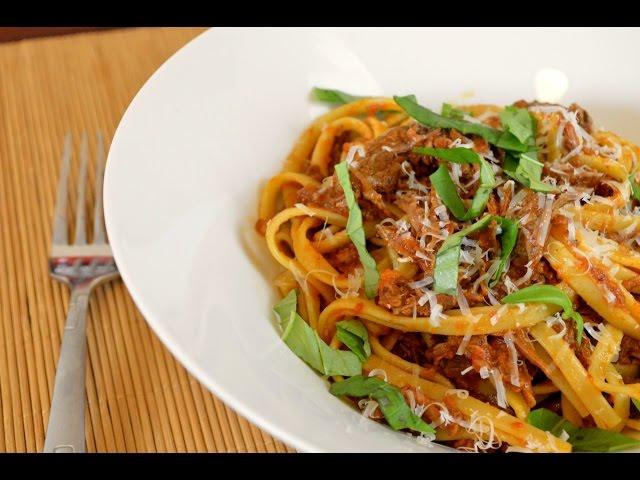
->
[[0, 27, 294, 453]]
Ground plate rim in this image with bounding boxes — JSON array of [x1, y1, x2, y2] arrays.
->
[[103, 27, 324, 453]]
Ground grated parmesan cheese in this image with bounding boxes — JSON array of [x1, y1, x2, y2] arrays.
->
[[503, 333, 521, 387], [490, 368, 508, 408], [345, 144, 365, 166]]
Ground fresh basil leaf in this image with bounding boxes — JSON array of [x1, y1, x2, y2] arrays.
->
[[630, 174, 640, 201], [500, 106, 536, 144], [330, 374, 385, 396], [335, 162, 380, 299], [330, 375, 435, 434], [432, 213, 518, 296], [504, 152, 557, 193], [490, 217, 519, 287], [433, 215, 494, 295], [527, 408, 578, 438], [527, 408, 640, 452], [275, 292, 362, 376], [429, 164, 468, 219], [336, 320, 371, 362], [633, 398, 640, 412], [282, 311, 362, 376], [394, 95, 528, 152], [415, 146, 482, 164], [441, 103, 466, 119], [315, 330, 363, 376], [273, 289, 298, 330], [571, 428, 640, 453], [415, 147, 496, 221], [312, 88, 416, 107], [502, 284, 584, 343], [312, 87, 363, 105]]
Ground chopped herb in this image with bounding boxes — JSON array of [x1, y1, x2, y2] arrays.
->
[[528, 408, 640, 452], [415, 147, 495, 221], [441, 103, 466, 119], [312, 87, 363, 104], [491, 217, 519, 287], [633, 398, 640, 412], [432, 215, 518, 296], [394, 95, 528, 152], [630, 173, 640, 201], [274, 291, 361, 376], [335, 162, 380, 299], [527, 407, 578, 437], [273, 289, 298, 330], [499, 106, 536, 144], [330, 375, 435, 434], [336, 320, 371, 362], [312, 88, 416, 107], [504, 151, 557, 193], [433, 215, 494, 295], [502, 284, 584, 343]]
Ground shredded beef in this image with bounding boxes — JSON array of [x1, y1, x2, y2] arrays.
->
[[296, 175, 349, 217], [324, 244, 360, 274], [376, 269, 456, 316], [619, 336, 640, 365], [391, 333, 427, 365]]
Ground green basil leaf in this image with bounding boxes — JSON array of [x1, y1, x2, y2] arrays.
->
[[315, 330, 363, 376], [329, 374, 386, 396], [633, 398, 640, 412], [312, 88, 416, 107], [394, 95, 528, 152], [273, 289, 298, 331], [330, 375, 435, 434], [527, 408, 640, 452], [275, 293, 362, 377], [336, 320, 371, 362], [630, 174, 640, 201], [281, 312, 361, 376], [491, 218, 519, 287], [335, 162, 380, 299], [415, 147, 496, 221], [312, 87, 362, 104], [432, 214, 519, 296], [433, 215, 494, 295], [441, 103, 466, 119], [502, 285, 584, 343], [504, 152, 557, 193], [527, 408, 579, 438], [428, 165, 469, 220], [500, 106, 536, 144], [570, 428, 640, 453]]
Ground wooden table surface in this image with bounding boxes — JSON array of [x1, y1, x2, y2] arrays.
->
[[0, 27, 294, 453]]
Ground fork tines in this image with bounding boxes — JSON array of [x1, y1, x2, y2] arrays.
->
[[50, 132, 112, 261]]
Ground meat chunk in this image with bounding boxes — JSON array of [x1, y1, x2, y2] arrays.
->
[[568, 103, 594, 134], [376, 269, 456, 316], [296, 175, 348, 216], [563, 122, 580, 151], [391, 332, 427, 365], [619, 335, 640, 365], [428, 334, 536, 407], [324, 244, 360, 274]]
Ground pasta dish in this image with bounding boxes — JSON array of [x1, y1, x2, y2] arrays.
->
[[256, 88, 640, 452]]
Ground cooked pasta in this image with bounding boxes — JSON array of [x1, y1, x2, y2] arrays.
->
[[256, 89, 640, 452]]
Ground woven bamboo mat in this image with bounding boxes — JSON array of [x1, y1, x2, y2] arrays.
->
[[0, 27, 294, 453]]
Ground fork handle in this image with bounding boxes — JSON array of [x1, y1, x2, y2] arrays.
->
[[43, 286, 91, 453]]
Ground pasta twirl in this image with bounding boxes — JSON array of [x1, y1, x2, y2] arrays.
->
[[257, 91, 640, 452]]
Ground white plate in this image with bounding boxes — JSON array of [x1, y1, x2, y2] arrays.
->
[[104, 27, 640, 453]]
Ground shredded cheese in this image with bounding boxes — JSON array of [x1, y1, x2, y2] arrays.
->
[[503, 332, 521, 387]]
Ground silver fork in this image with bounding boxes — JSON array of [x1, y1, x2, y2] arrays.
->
[[44, 132, 119, 453]]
